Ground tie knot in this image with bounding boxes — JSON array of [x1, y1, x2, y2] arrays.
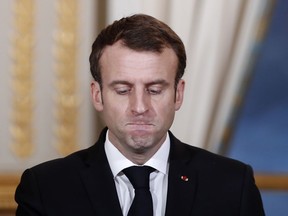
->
[[123, 166, 155, 189]]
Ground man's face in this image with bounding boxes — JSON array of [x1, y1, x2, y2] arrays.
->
[[91, 41, 185, 163]]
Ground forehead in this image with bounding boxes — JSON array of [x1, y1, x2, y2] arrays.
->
[[99, 41, 178, 82]]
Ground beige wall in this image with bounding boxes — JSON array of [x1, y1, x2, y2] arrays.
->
[[0, 0, 101, 211], [0, 0, 100, 174]]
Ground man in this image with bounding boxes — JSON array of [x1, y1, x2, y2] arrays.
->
[[15, 14, 265, 216]]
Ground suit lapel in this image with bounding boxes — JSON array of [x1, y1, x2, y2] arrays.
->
[[80, 129, 123, 216], [165, 132, 198, 216], [79, 129, 198, 216]]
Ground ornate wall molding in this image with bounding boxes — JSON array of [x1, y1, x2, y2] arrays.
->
[[0, 175, 19, 212], [54, 0, 79, 155], [10, 0, 35, 158]]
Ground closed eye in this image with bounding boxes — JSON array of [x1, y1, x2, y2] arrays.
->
[[146, 87, 162, 95], [145, 79, 169, 95], [115, 87, 131, 95]]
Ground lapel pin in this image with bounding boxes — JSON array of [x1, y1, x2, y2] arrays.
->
[[181, 175, 189, 182]]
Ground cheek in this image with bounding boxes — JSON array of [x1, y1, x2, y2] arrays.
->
[[153, 99, 176, 118], [102, 99, 127, 120]]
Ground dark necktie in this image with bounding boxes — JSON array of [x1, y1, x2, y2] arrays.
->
[[123, 166, 155, 216]]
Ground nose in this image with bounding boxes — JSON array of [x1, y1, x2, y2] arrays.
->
[[130, 89, 149, 115]]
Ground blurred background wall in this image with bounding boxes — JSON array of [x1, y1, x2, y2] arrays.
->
[[0, 0, 287, 215], [0, 0, 98, 172]]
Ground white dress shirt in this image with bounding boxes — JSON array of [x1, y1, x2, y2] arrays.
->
[[105, 130, 170, 216]]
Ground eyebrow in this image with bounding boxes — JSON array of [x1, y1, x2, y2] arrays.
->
[[145, 79, 169, 87], [109, 79, 169, 87], [109, 80, 132, 87]]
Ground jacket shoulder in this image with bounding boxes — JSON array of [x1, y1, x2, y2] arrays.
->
[[28, 144, 96, 177], [169, 131, 249, 173]]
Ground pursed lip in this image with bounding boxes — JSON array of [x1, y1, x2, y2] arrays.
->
[[125, 122, 155, 129], [126, 122, 154, 126]]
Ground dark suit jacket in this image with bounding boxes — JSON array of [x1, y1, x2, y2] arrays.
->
[[15, 128, 265, 215]]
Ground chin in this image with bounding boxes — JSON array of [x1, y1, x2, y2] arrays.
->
[[129, 129, 154, 138], [129, 132, 153, 144]]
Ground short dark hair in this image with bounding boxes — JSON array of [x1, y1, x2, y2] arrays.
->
[[89, 14, 186, 88]]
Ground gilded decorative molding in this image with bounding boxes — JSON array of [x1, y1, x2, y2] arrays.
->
[[0, 175, 20, 211], [10, 0, 35, 158], [54, 0, 79, 155]]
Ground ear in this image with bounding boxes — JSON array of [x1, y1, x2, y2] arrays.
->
[[175, 79, 185, 111], [91, 81, 104, 111]]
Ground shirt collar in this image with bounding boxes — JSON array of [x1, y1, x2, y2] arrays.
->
[[105, 130, 170, 178]]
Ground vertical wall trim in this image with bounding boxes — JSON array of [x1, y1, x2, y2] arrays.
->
[[10, 0, 35, 158], [54, 0, 79, 155]]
